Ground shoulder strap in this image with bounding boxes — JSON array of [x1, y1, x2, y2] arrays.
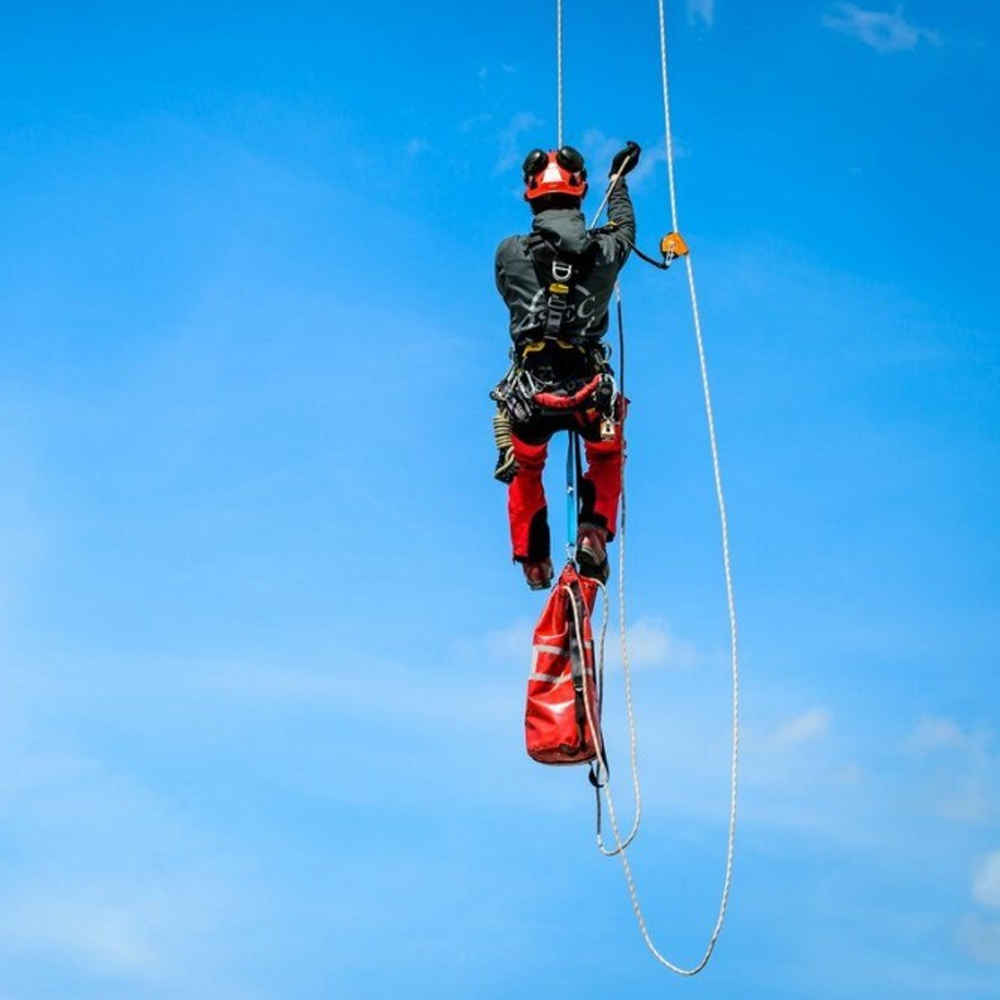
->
[[526, 235, 600, 338]]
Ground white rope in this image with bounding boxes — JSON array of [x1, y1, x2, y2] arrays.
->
[[593, 0, 741, 975], [658, 0, 681, 233], [550, 0, 740, 975], [573, 581, 642, 858], [658, 0, 741, 912], [594, 333, 642, 858], [568, 582, 609, 785], [578, 0, 741, 977], [593, 289, 740, 968], [556, 0, 564, 147], [566, 580, 618, 799]]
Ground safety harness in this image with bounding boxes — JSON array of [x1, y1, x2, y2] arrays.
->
[[524, 231, 600, 339], [491, 231, 621, 483]]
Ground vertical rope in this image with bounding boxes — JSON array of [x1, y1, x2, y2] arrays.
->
[[556, 0, 564, 147], [658, 0, 680, 232], [587, 0, 742, 978], [565, 433, 579, 562], [547, 0, 740, 978], [595, 0, 740, 975], [595, 290, 642, 857]]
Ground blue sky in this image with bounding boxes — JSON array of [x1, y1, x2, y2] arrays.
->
[[1, 1, 998, 997]]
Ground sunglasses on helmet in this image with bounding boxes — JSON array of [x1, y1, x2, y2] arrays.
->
[[522, 145, 587, 183]]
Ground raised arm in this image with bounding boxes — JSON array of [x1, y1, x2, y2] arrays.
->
[[598, 141, 640, 263]]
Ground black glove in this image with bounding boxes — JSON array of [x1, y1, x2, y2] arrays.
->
[[609, 141, 641, 178]]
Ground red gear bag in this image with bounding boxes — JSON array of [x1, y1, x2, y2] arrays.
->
[[525, 563, 605, 765]]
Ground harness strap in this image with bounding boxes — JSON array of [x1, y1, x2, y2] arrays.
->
[[566, 583, 589, 737], [517, 333, 593, 358], [526, 232, 604, 340], [533, 374, 603, 410], [520, 337, 587, 356], [545, 283, 570, 336]]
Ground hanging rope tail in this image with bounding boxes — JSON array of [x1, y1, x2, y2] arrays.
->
[[594, 283, 642, 858], [582, 152, 644, 856], [592, 0, 741, 976], [568, 0, 740, 978], [656, 0, 742, 963], [570, 578, 610, 788], [548, 0, 740, 977]]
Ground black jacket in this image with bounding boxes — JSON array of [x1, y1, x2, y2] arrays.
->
[[494, 180, 635, 343]]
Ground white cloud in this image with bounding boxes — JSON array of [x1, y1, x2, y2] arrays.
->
[[619, 616, 698, 670], [484, 616, 535, 662], [478, 63, 516, 88], [771, 707, 832, 748], [503, 124, 677, 199], [496, 111, 544, 173], [0, 430, 46, 622], [404, 137, 430, 157], [463, 596, 689, 678], [909, 716, 990, 756], [458, 112, 493, 134], [1, 893, 161, 978], [687, 0, 715, 28], [960, 848, 1000, 967], [0, 693, 250, 995], [580, 129, 673, 196], [822, 3, 942, 54], [0, 870, 252, 998], [905, 716, 998, 824], [214, 658, 519, 732], [957, 914, 1000, 966], [974, 849, 1000, 910]]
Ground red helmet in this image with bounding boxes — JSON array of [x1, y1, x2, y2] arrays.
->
[[523, 146, 588, 201]]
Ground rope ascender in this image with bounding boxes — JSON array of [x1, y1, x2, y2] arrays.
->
[[548, 0, 741, 977]]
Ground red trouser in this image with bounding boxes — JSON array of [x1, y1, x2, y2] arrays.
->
[[508, 414, 623, 563]]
